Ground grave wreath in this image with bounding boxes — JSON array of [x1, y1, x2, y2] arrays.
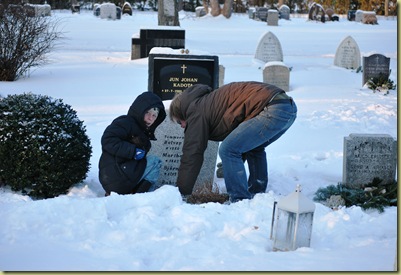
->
[[313, 178, 397, 213]]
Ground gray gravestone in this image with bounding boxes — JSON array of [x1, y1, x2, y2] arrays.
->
[[254, 31, 283, 63], [150, 109, 219, 189], [334, 36, 361, 70], [255, 7, 268, 21], [279, 5, 290, 20], [343, 134, 397, 189], [362, 54, 390, 86], [262, 62, 290, 92], [267, 9, 279, 26]]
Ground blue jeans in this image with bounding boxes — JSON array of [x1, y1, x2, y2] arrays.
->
[[219, 99, 297, 202], [140, 155, 162, 191]]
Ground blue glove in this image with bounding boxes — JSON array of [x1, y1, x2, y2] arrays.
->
[[134, 148, 145, 160]]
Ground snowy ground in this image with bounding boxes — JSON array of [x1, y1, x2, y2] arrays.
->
[[0, 9, 398, 271]]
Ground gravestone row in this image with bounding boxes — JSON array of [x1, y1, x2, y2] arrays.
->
[[255, 31, 391, 90]]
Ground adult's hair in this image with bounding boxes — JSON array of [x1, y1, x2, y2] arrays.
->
[[169, 92, 184, 122]]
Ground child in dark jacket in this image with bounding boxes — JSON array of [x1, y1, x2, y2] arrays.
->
[[98, 92, 166, 196]]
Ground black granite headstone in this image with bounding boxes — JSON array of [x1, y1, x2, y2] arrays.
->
[[148, 53, 219, 100], [362, 54, 390, 86], [132, 29, 185, 59]]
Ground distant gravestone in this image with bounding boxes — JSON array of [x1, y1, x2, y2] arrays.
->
[[334, 36, 361, 69], [151, 110, 219, 189], [262, 62, 290, 92], [254, 31, 283, 63], [267, 9, 279, 26], [362, 11, 378, 24], [343, 134, 397, 189], [195, 6, 206, 17], [279, 5, 290, 20], [362, 54, 390, 86], [308, 2, 325, 22], [248, 7, 256, 19], [148, 53, 219, 100], [348, 10, 356, 21], [255, 7, 268, 21], [99, 3, 117, 19], [122, 2, 132, 15], [355, 10, 363, 22], [131, 28, 185, 59], [331, 14, 339, 21]]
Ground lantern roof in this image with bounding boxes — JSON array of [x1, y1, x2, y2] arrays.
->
[[277, 184, 316, 213]]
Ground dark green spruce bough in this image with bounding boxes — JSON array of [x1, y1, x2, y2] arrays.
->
[[0, 93, 92, 199], [313, 177, 397, 213]]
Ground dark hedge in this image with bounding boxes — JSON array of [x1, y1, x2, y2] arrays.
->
[[0, 93, 92, 199]]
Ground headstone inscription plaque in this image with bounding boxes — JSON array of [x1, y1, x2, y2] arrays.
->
[[148, 53, 219, 100], [150, 110, 219, 189]]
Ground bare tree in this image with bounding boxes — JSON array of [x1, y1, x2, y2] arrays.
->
[[208, 0, 233, 18], [0, 5, 63, 81]]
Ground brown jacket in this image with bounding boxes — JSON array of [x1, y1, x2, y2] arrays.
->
[[177, 81, 284, 195]]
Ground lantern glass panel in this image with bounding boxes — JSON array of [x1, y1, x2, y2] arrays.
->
[[273, 209, 314, 251], [296, 212, 314, 248], [273, 209, 295, 251]]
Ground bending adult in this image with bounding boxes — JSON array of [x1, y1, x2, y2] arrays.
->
[[169, 81, 297, 202]]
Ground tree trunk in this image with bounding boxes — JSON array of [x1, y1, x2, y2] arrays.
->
[[158, 0, 180, 26], [385, 0, 388, 16], [203, 0, 209, 14], [221, 0, 232, 18], [210, 0, 221, 16]]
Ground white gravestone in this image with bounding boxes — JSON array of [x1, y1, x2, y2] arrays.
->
[[355, 10, 363, 22], [99, 3, 117, 20], [334, 36, 361, 70], [254, 31, 283, 63]]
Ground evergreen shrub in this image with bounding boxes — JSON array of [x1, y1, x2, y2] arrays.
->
[[0, 93, 92, 199]]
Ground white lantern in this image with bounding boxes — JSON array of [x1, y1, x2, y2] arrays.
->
[[271, 184, 316, 251]]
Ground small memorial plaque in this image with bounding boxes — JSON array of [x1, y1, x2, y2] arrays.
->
[[343, 134, 397, 188], [148, 53, 219, 100]]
